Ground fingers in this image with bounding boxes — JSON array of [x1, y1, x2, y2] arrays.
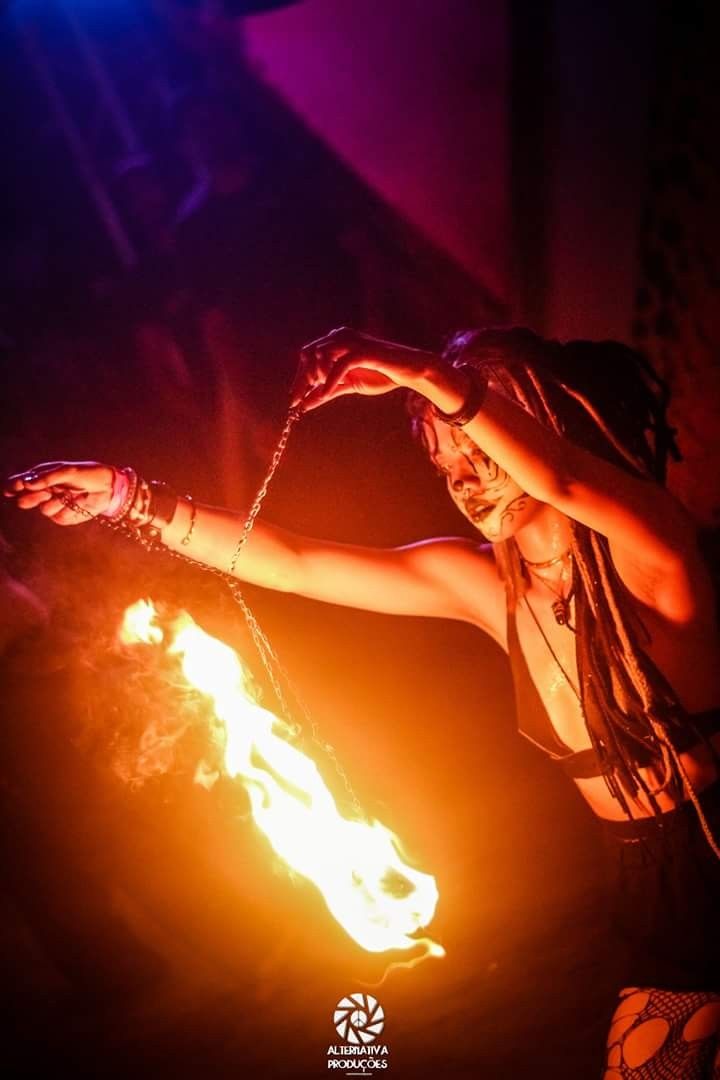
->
[[322, 352, 358, 398], [38, 495, 73, 519], [9, 485, 86, 518], [291, 327, 356, 408], [5, 462, 82, 496], [300, 378, 356, 413], [42, 498, 90, 526], [301, 327, 353, 357], [291, 346, 350, 407], [299, 354, 358, 412], [4, 461, 109, 527], [12, 488, 55, 510], [5, 469, 45, 495], [4, 461, 111, 504]]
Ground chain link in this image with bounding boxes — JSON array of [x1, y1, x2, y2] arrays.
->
[[228, 407, 301, 576], [56, 405, 363, 817]]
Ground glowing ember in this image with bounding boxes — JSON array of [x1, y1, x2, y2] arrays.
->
[[119, 600, 444, 960]]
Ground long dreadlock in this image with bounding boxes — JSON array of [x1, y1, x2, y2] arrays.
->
[[408, 326, 720, 853]]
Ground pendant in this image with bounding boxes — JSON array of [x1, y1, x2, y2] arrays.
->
[[551, 598, 569, 626]]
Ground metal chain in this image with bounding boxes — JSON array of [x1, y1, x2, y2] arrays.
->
[[524, 557, 576, 631], [228, 407, 300, 576], [523, 594, 581, 701], [56, 405, 363, 816], [226, 581, 297, 734]]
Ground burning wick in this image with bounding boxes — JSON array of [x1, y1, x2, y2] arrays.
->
[[120, 600, 445, 963]]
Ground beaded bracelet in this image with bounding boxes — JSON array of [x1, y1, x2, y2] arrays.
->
[[103, 466, 138, 523], [102, 467, 126, 519], [127, 476, 152, 528]]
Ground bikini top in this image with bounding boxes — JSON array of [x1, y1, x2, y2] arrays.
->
[[506, 605, 720, 779]]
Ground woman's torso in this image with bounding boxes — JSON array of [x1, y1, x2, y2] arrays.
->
[[458, 546, 720, 821], [510, 579, 720, 818]]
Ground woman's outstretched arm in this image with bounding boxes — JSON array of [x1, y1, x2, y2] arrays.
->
[[4, 461, 505, 634]]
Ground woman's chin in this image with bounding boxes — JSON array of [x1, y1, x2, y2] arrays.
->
[[473, 515, 504, 542], [476, 495, 541, 542]]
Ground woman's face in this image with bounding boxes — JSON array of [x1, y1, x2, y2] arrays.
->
[[425, 417, 540, 541]]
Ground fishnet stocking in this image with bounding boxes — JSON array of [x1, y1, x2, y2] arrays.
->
[[604, 987, 720, 1079]]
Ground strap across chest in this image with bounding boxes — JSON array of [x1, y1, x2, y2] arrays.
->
[[505, 606, 720, 779]]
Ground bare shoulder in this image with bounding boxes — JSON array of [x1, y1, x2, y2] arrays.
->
[[397, 536, 506, 641]]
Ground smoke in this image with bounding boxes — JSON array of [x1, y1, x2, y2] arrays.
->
[[11, 523, 263, 789]]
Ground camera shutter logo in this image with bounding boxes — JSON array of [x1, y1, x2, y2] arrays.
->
[[333, 993, 385, 1045]]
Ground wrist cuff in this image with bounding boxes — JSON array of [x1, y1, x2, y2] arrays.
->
[[432, 364, 488, 427], [148, 480, 179, 529]]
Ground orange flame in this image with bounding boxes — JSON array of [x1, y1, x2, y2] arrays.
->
[[119, 600, 444, 960], [119, 598, 164, 645]]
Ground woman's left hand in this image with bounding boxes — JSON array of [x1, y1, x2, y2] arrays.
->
[[291, 327, 444, 412]]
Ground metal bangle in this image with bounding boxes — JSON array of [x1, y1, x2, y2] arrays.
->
[[107, 466, 138, 523], [179, 495, 197, 546]]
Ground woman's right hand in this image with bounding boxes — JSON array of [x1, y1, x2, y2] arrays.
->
[[3, 461, 115, 525]]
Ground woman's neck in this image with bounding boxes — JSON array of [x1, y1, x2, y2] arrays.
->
[[514, 504, 573, 565]]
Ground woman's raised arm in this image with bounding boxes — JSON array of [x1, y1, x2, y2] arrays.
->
[[294, 327, 705, 620]]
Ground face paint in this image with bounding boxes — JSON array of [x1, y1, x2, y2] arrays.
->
[[425, 419, 537, 541]]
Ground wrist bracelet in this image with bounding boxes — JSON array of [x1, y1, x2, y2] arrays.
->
[[102, 467, 127, 519], [104, 466, 138, 522], [127, 476, 152, 528], [432, 364, 488, 428], [120, 475, 179, 548], [148, 480, 179, 529], [179, 495, 197, 546]]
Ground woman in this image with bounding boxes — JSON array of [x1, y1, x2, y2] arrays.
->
[[6, 326, 720, 1076]]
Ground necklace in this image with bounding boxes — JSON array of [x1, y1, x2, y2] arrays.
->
[[521, 547, 571, 570], [522, 552, 575, 628], [523, 595, 581, 701]]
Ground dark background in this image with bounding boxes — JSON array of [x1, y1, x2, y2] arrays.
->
[[1, 1, 718, 1077]]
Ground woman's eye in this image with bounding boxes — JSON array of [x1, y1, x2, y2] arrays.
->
[[471, 451, 501, 480]]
